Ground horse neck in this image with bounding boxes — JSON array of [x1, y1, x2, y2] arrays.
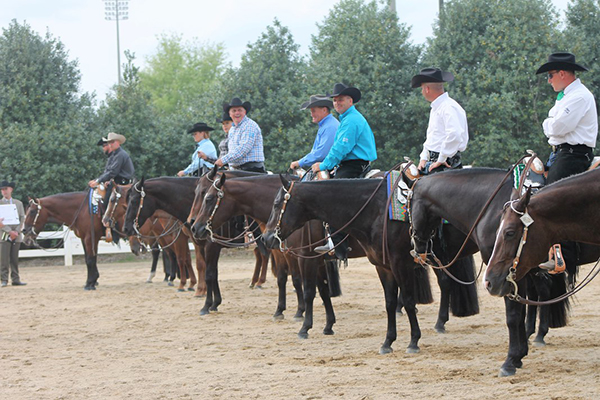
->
[[146, 179, 195, 222], [226, 177, 282, 223], [42, 192, 89, 226]]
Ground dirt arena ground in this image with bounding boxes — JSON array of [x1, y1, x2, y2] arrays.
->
[[1, 250, 599, 399]]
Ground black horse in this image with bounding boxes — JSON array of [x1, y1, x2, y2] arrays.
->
[[407, 167, 588, 376], [262, 176, 480, 354]]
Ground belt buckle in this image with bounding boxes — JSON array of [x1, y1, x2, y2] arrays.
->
[[551, 145, 556, 152]]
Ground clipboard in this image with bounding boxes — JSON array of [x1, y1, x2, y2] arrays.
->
[[0, 204, 20, 225]]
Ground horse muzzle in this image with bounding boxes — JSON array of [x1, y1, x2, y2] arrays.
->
[[261, 230, 279, 250]]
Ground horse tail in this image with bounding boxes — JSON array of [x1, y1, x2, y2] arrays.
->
[[414, 264, 434, 304], [547, 273, 570, 328], [449, 255, 480, 317], [325, 260, 342, 297]]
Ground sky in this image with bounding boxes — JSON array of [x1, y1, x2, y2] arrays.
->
[[1, 0, 573, 103]]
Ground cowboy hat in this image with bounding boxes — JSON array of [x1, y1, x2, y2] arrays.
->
[[96, 137, 108, 146], [327, 83, 361, 103], [0, 180, 15, 189], [187, 122, 215, 134], [107, 132, 126, 144], [411, 68, 454, 88], [216, 111, 233, 123], [536, 52, 588, 74], [223, 97, 251, 114], [300, 94, 333, 110]]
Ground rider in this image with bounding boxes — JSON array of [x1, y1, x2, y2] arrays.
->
[[535, 52, 597, 271], [411, 68, 468, 175], [312, 83, 377, 258], [289, 94, 339, 178], [97, 137, 110, 156], [215, 97, 265, 173], [177, 122, 217, 177], [89, 132, 135, 188], [201, 112, 233, 168]]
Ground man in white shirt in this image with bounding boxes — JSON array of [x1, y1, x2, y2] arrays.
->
[[411, 68, 468, 175], [536, 52, 597, 271]]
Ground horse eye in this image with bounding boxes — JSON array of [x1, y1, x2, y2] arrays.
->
[[505, 230, 515, 238]]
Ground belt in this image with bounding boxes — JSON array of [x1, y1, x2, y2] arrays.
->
[[551, 143, 592, 153]]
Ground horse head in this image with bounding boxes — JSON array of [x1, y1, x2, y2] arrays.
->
[[407, 175, 444, 264], [190, 172, 227, 240], [263, 174, 303, 250], [188, 167, 221, 228], [22, 197, 45, 246], [123, 177, 150, 236]]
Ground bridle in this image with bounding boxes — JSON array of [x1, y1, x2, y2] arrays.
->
[[132, 181, 146, 236], [27, 198, 43, 236], [204, 178, 226, 242], [271, 181, 296, 252]]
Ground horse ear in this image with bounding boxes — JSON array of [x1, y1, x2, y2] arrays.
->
[[209, 165, 218, 180], [140, 176, 145, 186], [217, 173, 226, 188], [516, 186, 532, 212], [279, 174, 291, 190]]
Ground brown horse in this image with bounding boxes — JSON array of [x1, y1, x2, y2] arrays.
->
[[23, 190, 107, 290], [485, 168, 600, 297], [103, 185, 197, 291]]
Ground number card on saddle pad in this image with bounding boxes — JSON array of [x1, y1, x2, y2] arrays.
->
[[387, 170, 409, 221], [0, 204, 20, 225], [513, 156, 546, 195]]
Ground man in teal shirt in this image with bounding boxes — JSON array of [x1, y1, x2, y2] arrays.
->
[[313, 83, 377, 256], [311, 83, 377, 178]]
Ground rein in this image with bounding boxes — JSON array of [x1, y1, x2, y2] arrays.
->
[[132, 181, 146, 236], [407, 153, 534, 285]]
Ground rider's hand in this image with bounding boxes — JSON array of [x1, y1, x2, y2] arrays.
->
[[311, 162, 322, 173], [177, 171, 185, 177], [418, 159, 427, 171], [89, 180, 99, 188], [197, 151, 206, 160], [215, 159, 224, 167], [290, 161, 300, 170], [429, 161, 450, 172]]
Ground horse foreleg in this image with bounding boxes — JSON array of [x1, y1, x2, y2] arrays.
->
[[250, 247, 262, 288], [272, 253, 288, 320], [193, 244, 207, 297], [204, 243, 222, 312], [375, 266, 398, 354], [500, 283, 528, 377], [432, 267, 450, 333], [525, 276, 538, 340], [83, 237, 99, 290], [258, 249, 269, 287], [316, 259, 336, 335], [298, 258, 317, 339], [290, 256, 305, 321], [147, 244, 160, 283], [395, 261, 421, 354]]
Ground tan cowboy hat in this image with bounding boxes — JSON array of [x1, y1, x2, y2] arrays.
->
[[107, 132, 126, 144]]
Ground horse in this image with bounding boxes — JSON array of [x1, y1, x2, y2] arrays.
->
[[406, 167, 597, 376], [261, 175, 480, 354], [122, 176, 269, 313], [485, 167, 600, 296], [22, 190, 113, 290], [189, 173, 359, 336], [103, 185, 196, 291]]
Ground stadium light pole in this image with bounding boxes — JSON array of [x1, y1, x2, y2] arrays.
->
[[103, 0, 129, 85]]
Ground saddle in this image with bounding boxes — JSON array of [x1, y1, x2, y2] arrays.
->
[[588, 156, 600, 171], [514, 155, 546, 195]]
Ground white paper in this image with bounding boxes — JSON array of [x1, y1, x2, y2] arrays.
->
[[0, 204, 20, 225]]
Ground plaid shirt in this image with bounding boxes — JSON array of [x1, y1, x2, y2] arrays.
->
[[220, 116, 264, 167]]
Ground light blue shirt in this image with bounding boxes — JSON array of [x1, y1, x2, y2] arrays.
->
[[320, 105, 377, 171], [298, 113, 339, 168], [183, 138, 217, 175]]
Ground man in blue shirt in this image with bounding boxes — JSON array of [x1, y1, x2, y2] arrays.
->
[[311, 83, 377, 178], [178, 122, 218, 177], [313, 83, 377, 257], [215, 97, 265, 173], [289, 95, 339, 174]]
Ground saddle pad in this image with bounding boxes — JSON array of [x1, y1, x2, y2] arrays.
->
[[513, 156, 546, 195], [387, 170, 408, 221]]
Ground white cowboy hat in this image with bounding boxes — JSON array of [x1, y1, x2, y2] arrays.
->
[[107, 132, 126, 144]]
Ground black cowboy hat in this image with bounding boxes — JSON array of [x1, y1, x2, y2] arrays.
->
[[300, 94, 333, 110], [411, 67, 454, 88], [187, 122, 215, 134], [216, 111, 233, 123], [96, 137, 108, 146], [536, 52, 589, 74], [223, 97, 251, 114], [0, 180, 15, 189], [327, 83, 361, 103]]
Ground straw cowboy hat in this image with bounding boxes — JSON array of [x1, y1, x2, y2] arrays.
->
[[300, 94, 334, 110], [536, 52, 589, 74], [187, 122, 215, 134], [223, 97, 251, 114], [411, 68, 454, 88], [327, 83, 361, 103], [107, 132, 126, 144]]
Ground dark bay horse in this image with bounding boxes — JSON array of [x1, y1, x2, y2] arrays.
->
[[262, 176, 480, 354], [103, 185, 196, 291], [122, 176, 269, 313], [23, 190, 108, 290], [485, 168, 600, 296], [407, 167, 598, 376]]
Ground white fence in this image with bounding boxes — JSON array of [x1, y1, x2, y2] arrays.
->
[[19, 227, 133, 266]]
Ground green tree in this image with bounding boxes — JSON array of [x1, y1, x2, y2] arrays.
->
[[139, 34, 227, 116], [564, 0, 600, 116], [220, 19, 310, 172], [0, 20, 101, 198], [308, 0, 422, 169], [424, 0, 561, 166]]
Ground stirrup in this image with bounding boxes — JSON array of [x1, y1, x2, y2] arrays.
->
[[539, 244, 565, 273], [314, 236, 335, 254]]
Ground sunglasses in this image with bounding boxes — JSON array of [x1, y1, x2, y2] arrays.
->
[[547, 71, 560, 79]]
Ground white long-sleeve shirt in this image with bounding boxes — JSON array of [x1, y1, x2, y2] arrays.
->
[[542, 78, 598, 148], [420, 92, 469, 164]]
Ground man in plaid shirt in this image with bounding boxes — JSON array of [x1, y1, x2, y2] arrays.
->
[[215, 97, 265, 173]]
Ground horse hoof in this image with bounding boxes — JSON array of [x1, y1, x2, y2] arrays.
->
[[293, 315, 304, 322], [248, 284, 255, 289], [167, 282, 174, 287], [405, 346, 420, 354], [435, 326, 446, 334], [255, 285, 263, 290], [146, 280, 152, 283], [379, 346, 393, 355], [323, 328, 334, 335], [209, 307, 218, 312], [187, 288, 195, 292], [498, 367, 516, 377], [272, 314, 284, 321], [199, 309, 210, 316], [194, 294, 206, 298], [533, 339, 546, 347], [84, 286, 96, 291], [177, 288, 185, 292], [297, 332, 309, 340]]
